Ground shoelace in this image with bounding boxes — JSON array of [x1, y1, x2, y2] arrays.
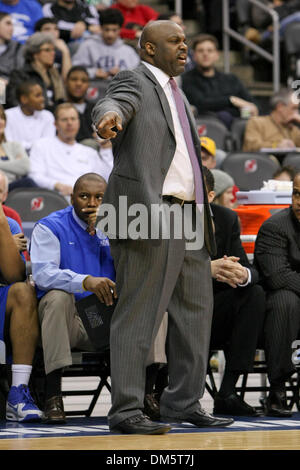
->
[[128, 414, 147, 424], [20, 385, 35, 404]]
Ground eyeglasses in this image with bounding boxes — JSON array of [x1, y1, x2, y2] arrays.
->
[[39, 47, 55, 53]]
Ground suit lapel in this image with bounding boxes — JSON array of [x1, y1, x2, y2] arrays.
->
[[140, 64, 175, 140]]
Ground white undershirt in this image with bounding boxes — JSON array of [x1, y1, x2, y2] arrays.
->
[[4, 106, 56, 152], [29, 136, 107, 191], [142, 61, 195, 201]]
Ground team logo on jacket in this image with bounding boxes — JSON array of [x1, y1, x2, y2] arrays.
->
[[31, 197, 44, 212]]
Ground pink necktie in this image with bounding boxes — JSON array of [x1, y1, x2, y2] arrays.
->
[[169, 77, 204, 205]]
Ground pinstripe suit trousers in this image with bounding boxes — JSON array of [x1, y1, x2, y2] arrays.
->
[[107, 203, 213, 428]]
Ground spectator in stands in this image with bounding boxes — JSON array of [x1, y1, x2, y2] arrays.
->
[[42, 0, 100, 45], [211, 169, 236, 209], [0, 201, 42, 422], [0, 0, 43, 44], [0, 169, 23, 230], [243, 88, 300, 152], [5, 80, 56, 153], [72, 8, 140, 82], [30, 173, 116, 423], [29, 103, 109, 198], [6, 32, 66, 112], [0, 105, 35, 190], [273, 165, 296, 181], [199, 136, 217, 169], [0, 12, 23, 83], [244, 0, 300, 45], [254, 171, 300, 417], [204, 167, 265, 416], [111, 0, 159, 41], [34, 17, 72, 81], [65, 65, 94, 141], [181, 34, 258, 129]]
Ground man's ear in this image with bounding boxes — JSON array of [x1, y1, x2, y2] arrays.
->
[[145, 41, 155, 56], [208, 190, 215, 203], [70, 193, 74, 206], [19, 94, 27, 106]]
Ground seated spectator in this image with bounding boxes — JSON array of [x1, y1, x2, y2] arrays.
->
[[111, 0, 159, 41], [273, 165, 296, 181], [0, 201, 42, 422], [30, 173, 116, 423], [0, 105, 36, 190], [181, 34, 258, 129], [0, 12, 23, 83], [204, 167, 266, 416], [42, 0, 100, 45], [243, 88, 300, 152], [244, 0, 300, 45], [211, 169, 236, 209], [199, 134, 227, 169], [34, 17, 72, 81], [254, 171, 300, 417], [65, 66, 94, 141], [0, 0, 43, 44], [5, 81, 56, 153], [199, 136, 217, 169], [29, 103, 109, 198], [0, 169, 23, 228], [6, 32, 66, 112], [72, 8, 140, 82]]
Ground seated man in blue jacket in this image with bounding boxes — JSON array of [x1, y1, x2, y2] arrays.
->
[[30, 172, 116, 424]]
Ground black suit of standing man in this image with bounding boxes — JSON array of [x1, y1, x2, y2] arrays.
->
[[92, 20, 234, 434], [254, 172, 300, 418]]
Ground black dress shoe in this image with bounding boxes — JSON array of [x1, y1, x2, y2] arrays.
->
[[264, 391, 293, 417], [43, 396, 66, 424], [161, 407, 234, 427], [144, 393, 161, 421], [110, 414, 171, 435], [214, 393, 260, 416]]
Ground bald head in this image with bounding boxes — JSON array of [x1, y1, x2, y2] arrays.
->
[[140, 20, 187, 77]]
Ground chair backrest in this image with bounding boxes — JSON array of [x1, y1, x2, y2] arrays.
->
[[284, 21, 300, 55], [221, 152, 280, 190], [5, 188, 69, 238], [231, 118, 248, 151], [282, 152, 300, 172], [196, 115, 233, 151]]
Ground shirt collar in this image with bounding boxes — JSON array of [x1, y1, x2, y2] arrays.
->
[[142, 61, 170, 89]]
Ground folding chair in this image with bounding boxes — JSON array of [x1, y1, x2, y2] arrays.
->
[[282, 152, 300, 172], [5, 188, 68, 238], [221, 152, 280, 190], [196, 115, 234, 151]]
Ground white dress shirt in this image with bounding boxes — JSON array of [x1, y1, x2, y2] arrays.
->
[[142, 61, 195, 201]]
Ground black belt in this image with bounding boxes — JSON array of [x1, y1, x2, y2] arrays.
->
[[162, 196, 195, 206]]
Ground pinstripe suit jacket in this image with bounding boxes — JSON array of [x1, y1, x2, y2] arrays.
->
[[254, 207, 300, 295], [92, 63, 216, 256]]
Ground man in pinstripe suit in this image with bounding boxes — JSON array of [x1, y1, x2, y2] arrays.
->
[[92, 20, 233, 434], [254, 173, 300, 417]]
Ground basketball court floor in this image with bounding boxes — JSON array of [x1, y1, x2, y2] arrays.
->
[[0, 373, 300, 452]]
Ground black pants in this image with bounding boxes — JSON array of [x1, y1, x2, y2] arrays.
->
[[264, 289, 300, 383], [209, 284, 266, 372]]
